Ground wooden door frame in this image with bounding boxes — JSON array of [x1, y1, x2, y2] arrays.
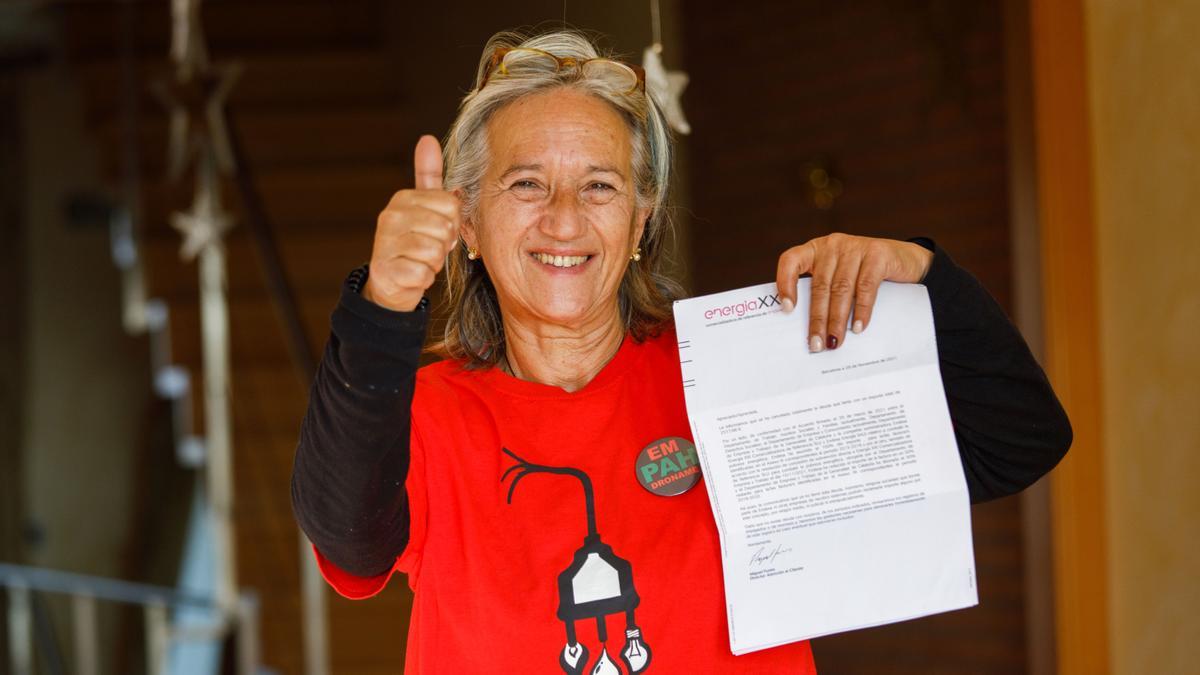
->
[[1027, 0, 1111, 672]]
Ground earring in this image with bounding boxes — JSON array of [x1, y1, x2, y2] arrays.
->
[[630, 247, 642, 262], [467, 247, 480, 261]]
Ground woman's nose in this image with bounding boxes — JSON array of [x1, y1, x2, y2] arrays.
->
[[539, 188, 587, 240]]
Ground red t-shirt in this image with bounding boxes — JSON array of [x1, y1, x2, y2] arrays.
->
[[315, 328, 817, 674]]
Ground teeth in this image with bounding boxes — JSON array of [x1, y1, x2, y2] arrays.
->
[[533, 253, 589, 268]]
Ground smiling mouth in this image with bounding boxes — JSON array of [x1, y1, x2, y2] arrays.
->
[[531, 252, 591, 268]]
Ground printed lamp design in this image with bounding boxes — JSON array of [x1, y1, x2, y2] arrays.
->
[[503, 447, 652, 675]]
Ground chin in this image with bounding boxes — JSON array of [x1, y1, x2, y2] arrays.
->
[[524, 293, 607, 328], [536, 303, 596, 326]]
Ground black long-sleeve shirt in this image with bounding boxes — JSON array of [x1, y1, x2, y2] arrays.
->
[[291, 240, 1072, 578]]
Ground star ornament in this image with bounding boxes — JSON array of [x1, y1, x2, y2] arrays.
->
[[171, 206, 233, 261], [152, 62, 241, 180], [170, 181, 234, 261], [642, 45, 691, 135]]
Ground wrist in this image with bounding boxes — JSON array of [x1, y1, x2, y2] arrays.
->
[[362, 277, 423, 313], [345, 264, 426, 313], [907, 242, 934, 282]]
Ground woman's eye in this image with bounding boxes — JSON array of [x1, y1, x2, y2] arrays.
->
[[511, 180, 540, 190], [582, 182, 620, 204]]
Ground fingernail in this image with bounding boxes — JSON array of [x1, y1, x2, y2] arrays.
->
[[781, 297, 795, 314], [809, 335, 824, 353], [852, 320, 864, 334], [828, 335, 838, 349]]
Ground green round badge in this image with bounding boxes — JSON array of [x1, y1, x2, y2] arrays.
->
[[635, 436, 701, 496]]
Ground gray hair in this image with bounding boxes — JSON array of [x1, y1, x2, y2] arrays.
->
[[432, 28, 681, 367]]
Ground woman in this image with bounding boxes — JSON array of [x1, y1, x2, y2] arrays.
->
[[292, 29, 1071, 674]]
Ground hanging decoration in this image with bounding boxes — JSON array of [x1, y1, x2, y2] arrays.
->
[[153, 0, 239, 261], [170, 158, 233, 260], [642, 0, 690, 135], [169, 0, 206, 76], [158, 0, 241, 620], [153, 0, 241, 182], [153, 62, 240, 181]]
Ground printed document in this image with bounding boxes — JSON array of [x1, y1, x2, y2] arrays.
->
[[673, 279, 977, 655]]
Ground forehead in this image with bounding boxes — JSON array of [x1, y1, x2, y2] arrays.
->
[[485, 88, 633, 173]]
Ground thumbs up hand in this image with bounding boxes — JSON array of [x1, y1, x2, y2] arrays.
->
[[363, 135, 462, 312]]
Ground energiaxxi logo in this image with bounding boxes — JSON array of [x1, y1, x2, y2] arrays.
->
[[703, 293, 781, 320]]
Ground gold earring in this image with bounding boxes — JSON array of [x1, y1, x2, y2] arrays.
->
[[630, 247, 642, 262], [467, 247, 480, 261]]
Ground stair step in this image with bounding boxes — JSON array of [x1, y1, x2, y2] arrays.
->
[[93, 104, 416, 176], [74, 48, 404, 125], [162, 291, 336, 369], [167, 290, 443, 371], [163, 318, 443, 441], [59, 0, 384, 61], [143, 226, 370, 299], [139, 164, 408, 235], [168, 365, 318, 437], [231, 371, 313, 437]]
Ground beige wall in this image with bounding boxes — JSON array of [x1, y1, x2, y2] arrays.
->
[[1084, 1, 1200, 672], [19, 57, 148, 670]]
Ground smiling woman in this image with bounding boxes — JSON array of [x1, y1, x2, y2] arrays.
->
[[290, 27, 1072, 675], [437, 31, 679, 378], [458, 89, 653, 382]]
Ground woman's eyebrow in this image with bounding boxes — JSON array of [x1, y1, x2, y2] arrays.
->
[[498, 163, 625, 179], [587, 165, 623, 176], [498, 163, 542, 180]]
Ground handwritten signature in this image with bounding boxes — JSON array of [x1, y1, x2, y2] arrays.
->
[[749, 543, 795, 569]]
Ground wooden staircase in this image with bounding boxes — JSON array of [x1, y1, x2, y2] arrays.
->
[[58, 1, 418, 672]]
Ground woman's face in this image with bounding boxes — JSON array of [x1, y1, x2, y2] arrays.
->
[[463, 88, 650, 333]]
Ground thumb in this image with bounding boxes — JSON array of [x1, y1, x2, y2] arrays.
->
[[414, 134, 444, 190]]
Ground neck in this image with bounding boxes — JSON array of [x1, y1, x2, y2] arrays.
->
[[500, 309, 627, 393]]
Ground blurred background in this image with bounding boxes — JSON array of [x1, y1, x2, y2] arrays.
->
[[0, 0, 1196, 673]]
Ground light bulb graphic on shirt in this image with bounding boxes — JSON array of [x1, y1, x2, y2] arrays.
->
[[561, 641, 589, 675], [620, 627, 651, 673], [591, 646, 620, 675]]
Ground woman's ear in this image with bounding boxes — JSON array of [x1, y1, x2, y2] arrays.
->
[[633, 206, 651, 248], [460, 217, 479, 251], [455, 190, 479, 250]]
